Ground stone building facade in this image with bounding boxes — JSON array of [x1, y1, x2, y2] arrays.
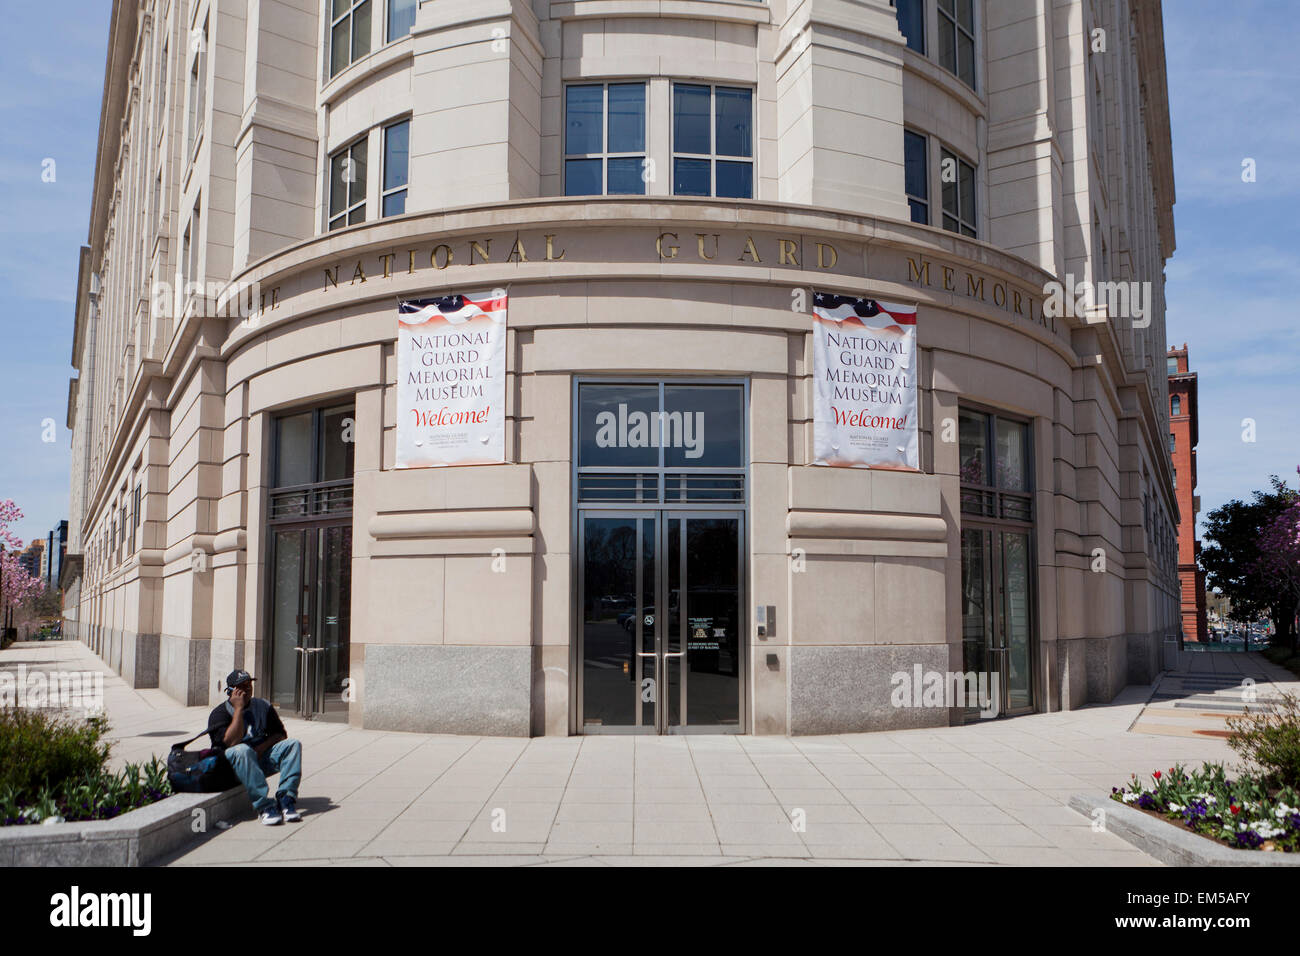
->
[[66, 0, 1180, 735]]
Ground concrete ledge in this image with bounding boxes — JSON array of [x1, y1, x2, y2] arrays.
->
[[0, 787, 249, 867], [1069, 794, 1300, 867]]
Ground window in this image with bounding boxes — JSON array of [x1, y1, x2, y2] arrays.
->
[[330, 0, 372, 78], [1168, 433, 1175, 453], [155, 40, 168, 135], [1171, 396, 1181, 416], [186, 197, 201, 292], [1167, 357, 1178, 374], [181, 220, 192, 294], [938, 0, 976, 89], [904, 130, 929, 224], [892, 0, 926, 53], [268, 404, 356, 521], [959, 407, 1032, 520], [940, 147, 976, 237], [387, 0, 416, 42], [186, 19, 207, 156], [672, 84, 753, 199], [1172, 470, 1177, 490], [564, 83, 647, 196], [130, 484, 141, 554], [329, 137, 368, 230], [382, 119, 409, 216]]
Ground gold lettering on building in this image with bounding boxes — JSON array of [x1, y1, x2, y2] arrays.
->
[[378, 253, 395, 279], [432, 245, 453, 270], [508, 238, 529, 263], [816, 242, 838, 269], [739, 236, 761, 263], [323, 266, 339, 291], [907, 255, 930, 286], [966, 274, 985, 300], [545, 234, 566, 261], [351, 261, 366, 284], [993, 282, 1006, 307], [942, 266, 955, 292], [657, 233, 680, 259], [469, 240, 491, 265], [779, 239, 799, 266], [697, 234, 719, 260]]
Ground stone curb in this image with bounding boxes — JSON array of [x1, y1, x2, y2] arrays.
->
[[1069, 794, 1300, 867], [0, 788, 251, 867]]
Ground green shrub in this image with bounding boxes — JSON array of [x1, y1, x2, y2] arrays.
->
[[0, 709, 112, 803], [1227, 690, 1300, 790]]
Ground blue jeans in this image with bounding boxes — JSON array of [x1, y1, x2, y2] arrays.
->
[[224, 739, 302, 813]]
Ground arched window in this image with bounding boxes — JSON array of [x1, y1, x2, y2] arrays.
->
[[1171, 396, 1181, 416]]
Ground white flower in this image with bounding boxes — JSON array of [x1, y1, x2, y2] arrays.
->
[[1121, 792, 1140, 803], [1168, 803, 1184, 812]]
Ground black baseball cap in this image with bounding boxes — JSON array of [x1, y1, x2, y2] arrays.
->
[[225, 669, 255, 689]]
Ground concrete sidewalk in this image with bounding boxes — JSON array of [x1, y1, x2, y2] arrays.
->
[[2, 639, 1274, 867]]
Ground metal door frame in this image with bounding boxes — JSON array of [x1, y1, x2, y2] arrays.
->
[[960, 522, 1037, 719], [265, 521, 351, 719], [570, 376, 751, 735]]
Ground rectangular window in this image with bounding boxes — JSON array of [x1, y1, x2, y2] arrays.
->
[[940, 147, 976, 237], [186, 22, 207, 157], [156, 40, 168, 135], [382, 119, 409, 216], [330, 0, 372, 78], [1167, 357, 1178, 374], [187, 197, 201, 290], [564, 82, 647, 197], [387, 0, 416, 42], [672, 84, 753, 199], [181, 220, 192, 293], [938, 0, 976, 89], [131, 485, 142, 554], [329, 137, 368, 230], [904, 129, 929, 224], [892, 0, 926, 53], [1168, 433, 1175, 453]]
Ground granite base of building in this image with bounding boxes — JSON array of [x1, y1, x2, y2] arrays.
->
[[363, 644, 532, 736], [789, 644, 952, 735]]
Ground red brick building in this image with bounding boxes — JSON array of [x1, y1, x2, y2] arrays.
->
[[1168, 346, 1207, 641]]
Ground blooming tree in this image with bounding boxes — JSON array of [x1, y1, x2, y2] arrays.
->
[[0, 499, 42, 614], [1255, 476, 1300, 605]]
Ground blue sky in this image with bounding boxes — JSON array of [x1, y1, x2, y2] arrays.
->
[[0, 1, 1295, 548]]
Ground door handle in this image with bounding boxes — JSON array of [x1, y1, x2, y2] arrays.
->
[[662, 651, 685, 659]]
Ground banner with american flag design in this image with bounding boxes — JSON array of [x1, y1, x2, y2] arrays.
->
[[811, 292, 919, 470], [396, 291, 507, 468]]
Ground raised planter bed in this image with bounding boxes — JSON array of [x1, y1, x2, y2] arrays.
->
[[0, 787, 248, 867], [1070, 794, 1300, 867]]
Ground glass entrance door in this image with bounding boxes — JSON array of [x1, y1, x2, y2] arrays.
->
[[268, 523, 352, 721], [960, 527, 1034, 718], [579, 511, 743, 733]]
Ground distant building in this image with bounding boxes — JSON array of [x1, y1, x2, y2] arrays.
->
[[44, 521, 68, 589], [18, 539, 45, 580], [1168, 345, 1207, 641]]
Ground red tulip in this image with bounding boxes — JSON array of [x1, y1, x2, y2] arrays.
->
[[1230, 805, 1240, 815], [1153, 770, 1162, 780]]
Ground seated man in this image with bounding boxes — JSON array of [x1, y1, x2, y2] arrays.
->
[[208, 669, 303, 826]]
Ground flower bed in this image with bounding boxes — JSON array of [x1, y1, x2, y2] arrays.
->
[[1111, 763, 1300, 852], [0, 707, 172, 826]]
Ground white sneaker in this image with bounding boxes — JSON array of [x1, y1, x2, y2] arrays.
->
[[259, 809, 284, 826]]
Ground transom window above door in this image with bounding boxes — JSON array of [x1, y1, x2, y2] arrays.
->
[[563, 79, 755, 200]]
